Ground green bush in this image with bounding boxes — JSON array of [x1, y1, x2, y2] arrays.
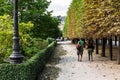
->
[[0, 15, 34, 60], [24, 38, 49, 57], [0, 15, 49, 63], [47, 37, 55, 44], [0, 41, 56, 80]]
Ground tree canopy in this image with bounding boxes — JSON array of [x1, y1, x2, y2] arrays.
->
[[0, 0, 61, 39], [63, 0, 120, 39]]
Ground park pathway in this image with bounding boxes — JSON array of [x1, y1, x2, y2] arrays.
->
[[38, 40, 120, 80], [56, 40, 120, 80]]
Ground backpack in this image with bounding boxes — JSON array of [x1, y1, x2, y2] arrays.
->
[[76, 44, 81, 50]]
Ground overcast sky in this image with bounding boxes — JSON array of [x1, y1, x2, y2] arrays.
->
[[47, 0, 72, 16]]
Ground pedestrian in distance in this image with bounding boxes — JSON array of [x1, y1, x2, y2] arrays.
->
[[76, 39, 84, 62]]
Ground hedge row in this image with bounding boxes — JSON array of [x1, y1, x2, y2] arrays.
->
[[0, 41, 56, 80]]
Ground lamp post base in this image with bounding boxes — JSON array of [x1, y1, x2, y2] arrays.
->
[[10, 53, 23, 64]]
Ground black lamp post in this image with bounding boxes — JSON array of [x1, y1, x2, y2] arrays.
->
[[10, 0, 23, 64]]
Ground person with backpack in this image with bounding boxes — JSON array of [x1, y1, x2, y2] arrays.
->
[[86, 38, 95, 61], [76, 39, 84, 62]]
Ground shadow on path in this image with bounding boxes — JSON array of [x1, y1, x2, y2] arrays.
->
[[37, 45, 67, 80]]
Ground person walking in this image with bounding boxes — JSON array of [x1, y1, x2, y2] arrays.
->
[[86, 38, 94, 61], [76, 39, 84, 62]]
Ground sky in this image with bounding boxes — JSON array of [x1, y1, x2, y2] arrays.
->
[[47, 0, 72, 16]]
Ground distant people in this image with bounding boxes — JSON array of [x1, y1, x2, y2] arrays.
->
[[86, 38, 95, 61], [76, 39, 84, 62]]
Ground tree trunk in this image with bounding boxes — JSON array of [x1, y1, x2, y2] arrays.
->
[[101, 38, 106, 57], [115, 36, 117, 46], [96, 39, 98, 54], [109, 37, 113, 60], [117, 37, 120, 64]]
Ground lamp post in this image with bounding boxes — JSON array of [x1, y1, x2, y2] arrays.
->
[[10, 0, 23, 64]]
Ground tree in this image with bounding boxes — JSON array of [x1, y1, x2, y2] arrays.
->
[[0, 0, 61, 39], [82, 0, 120, 38], [30, 13, 61, 39], [63, 0, 84, 39], [64, 0, 120, 39]]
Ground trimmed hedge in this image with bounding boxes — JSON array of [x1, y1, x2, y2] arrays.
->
[[0, 41, 56, 80]]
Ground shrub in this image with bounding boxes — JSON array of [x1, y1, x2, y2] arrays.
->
[[24, 38, 49, 57], [0, 41, 56, 80], [0, 14, 52, 63]]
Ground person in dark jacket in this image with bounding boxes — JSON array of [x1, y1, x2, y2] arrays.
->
[[86, 38, 94, 61]]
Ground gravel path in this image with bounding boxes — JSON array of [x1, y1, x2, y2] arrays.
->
[[38, 40, 120, 80], [56, 41, 120, 80]]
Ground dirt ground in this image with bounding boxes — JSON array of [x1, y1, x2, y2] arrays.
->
[[38, 40, 120, 80]]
